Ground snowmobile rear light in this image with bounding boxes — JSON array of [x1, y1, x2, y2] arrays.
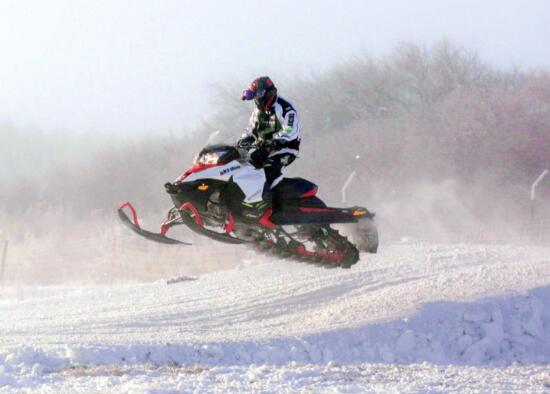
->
[[353, 210, 367, 216]]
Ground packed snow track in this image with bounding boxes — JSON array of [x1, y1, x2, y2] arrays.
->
[[1, 241, 549, 392]]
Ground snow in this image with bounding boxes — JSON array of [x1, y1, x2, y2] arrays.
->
[[0, 241, 549, 392]]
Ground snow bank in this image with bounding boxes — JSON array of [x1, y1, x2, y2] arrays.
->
[[1, 242, 548, 392], [1, 287, 548, 378]]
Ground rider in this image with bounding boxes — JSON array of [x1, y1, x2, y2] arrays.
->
[[237, 76, 301, 218]]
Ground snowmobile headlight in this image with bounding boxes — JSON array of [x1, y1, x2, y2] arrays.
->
[[197, 152, 220, 165]]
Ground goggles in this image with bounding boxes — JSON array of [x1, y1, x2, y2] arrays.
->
[[241, 88, 267, 101]]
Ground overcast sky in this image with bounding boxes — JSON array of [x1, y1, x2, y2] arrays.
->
[[0, 0, 548, 134]]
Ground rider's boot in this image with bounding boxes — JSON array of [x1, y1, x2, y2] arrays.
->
[[238, 183, 275, 224], [239, 198, 271, 223]]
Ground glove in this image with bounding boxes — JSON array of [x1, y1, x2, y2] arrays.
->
[[236, 135, 256, 149]]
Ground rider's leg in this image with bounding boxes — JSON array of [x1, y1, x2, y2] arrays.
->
[[264, 153, 296, 188], [232, 154, 296, 220], [264, 153, 297, 212]]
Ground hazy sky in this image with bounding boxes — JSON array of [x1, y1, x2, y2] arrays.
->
[[0, 0, 549, 134]]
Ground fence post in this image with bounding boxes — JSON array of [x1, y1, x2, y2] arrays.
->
[[530, 169, 549, 221], [0, 240, 8, 285], [341, 155, 361, 204], [341, 171, 357, 204]]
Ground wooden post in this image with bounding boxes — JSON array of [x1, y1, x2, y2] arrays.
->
[[531, 169, 549, 222], [0, 240, 8, 285]]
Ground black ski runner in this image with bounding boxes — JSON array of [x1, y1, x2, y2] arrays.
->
[[118, 203, 191, 245]]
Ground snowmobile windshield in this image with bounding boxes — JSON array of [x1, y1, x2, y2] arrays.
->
[[194, 145, 240, 166]]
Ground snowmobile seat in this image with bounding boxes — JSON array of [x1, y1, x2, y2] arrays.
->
[[272, 178, 317, 200]]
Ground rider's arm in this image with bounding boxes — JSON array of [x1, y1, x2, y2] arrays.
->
[[270, 106, 301, 157], [236, 109, 260, 162], [276, 108, 300, 142], [237, 109, 259, 144]]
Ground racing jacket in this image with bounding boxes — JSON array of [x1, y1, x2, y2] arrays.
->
[[240, 95, 301, 167]]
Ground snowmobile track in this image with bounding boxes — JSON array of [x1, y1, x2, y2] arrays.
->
[[254, 228, 360, 268]]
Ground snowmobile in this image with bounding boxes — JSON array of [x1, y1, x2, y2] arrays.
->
[[118, 143, 378, 268]]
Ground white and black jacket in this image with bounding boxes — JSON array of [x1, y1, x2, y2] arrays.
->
[[241, 95, 301, 165]]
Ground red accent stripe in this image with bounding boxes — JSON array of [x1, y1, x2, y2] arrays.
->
[[224, 212, 235, 234], [296, 245, 344, 262], [299, 207, 339, 213], [180, 202, 203, 227], [263, 94, 276, 111], [119, 202, 140, 228], [299, 186, 318, 198], [259, 208, 276, 228], [176, 163, 219, 182], [160, 209, 174, 236]]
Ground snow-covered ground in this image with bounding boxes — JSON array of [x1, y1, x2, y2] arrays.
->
[[1, 241, 549, 393]]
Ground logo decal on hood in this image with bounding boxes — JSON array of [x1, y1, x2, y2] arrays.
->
[[220, 165, 241, 176]]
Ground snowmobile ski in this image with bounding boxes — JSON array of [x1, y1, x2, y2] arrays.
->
[[118, 202, 191, 245]]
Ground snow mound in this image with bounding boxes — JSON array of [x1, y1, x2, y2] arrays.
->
[[0, 242, 549, 391], [1, 286, 548, 376]]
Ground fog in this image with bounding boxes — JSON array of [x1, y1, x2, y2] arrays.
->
[[1, 0, 549, 133], [1, 2, 549, 285]]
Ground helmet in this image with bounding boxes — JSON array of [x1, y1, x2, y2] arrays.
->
[[242, 76, 277, 111]]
